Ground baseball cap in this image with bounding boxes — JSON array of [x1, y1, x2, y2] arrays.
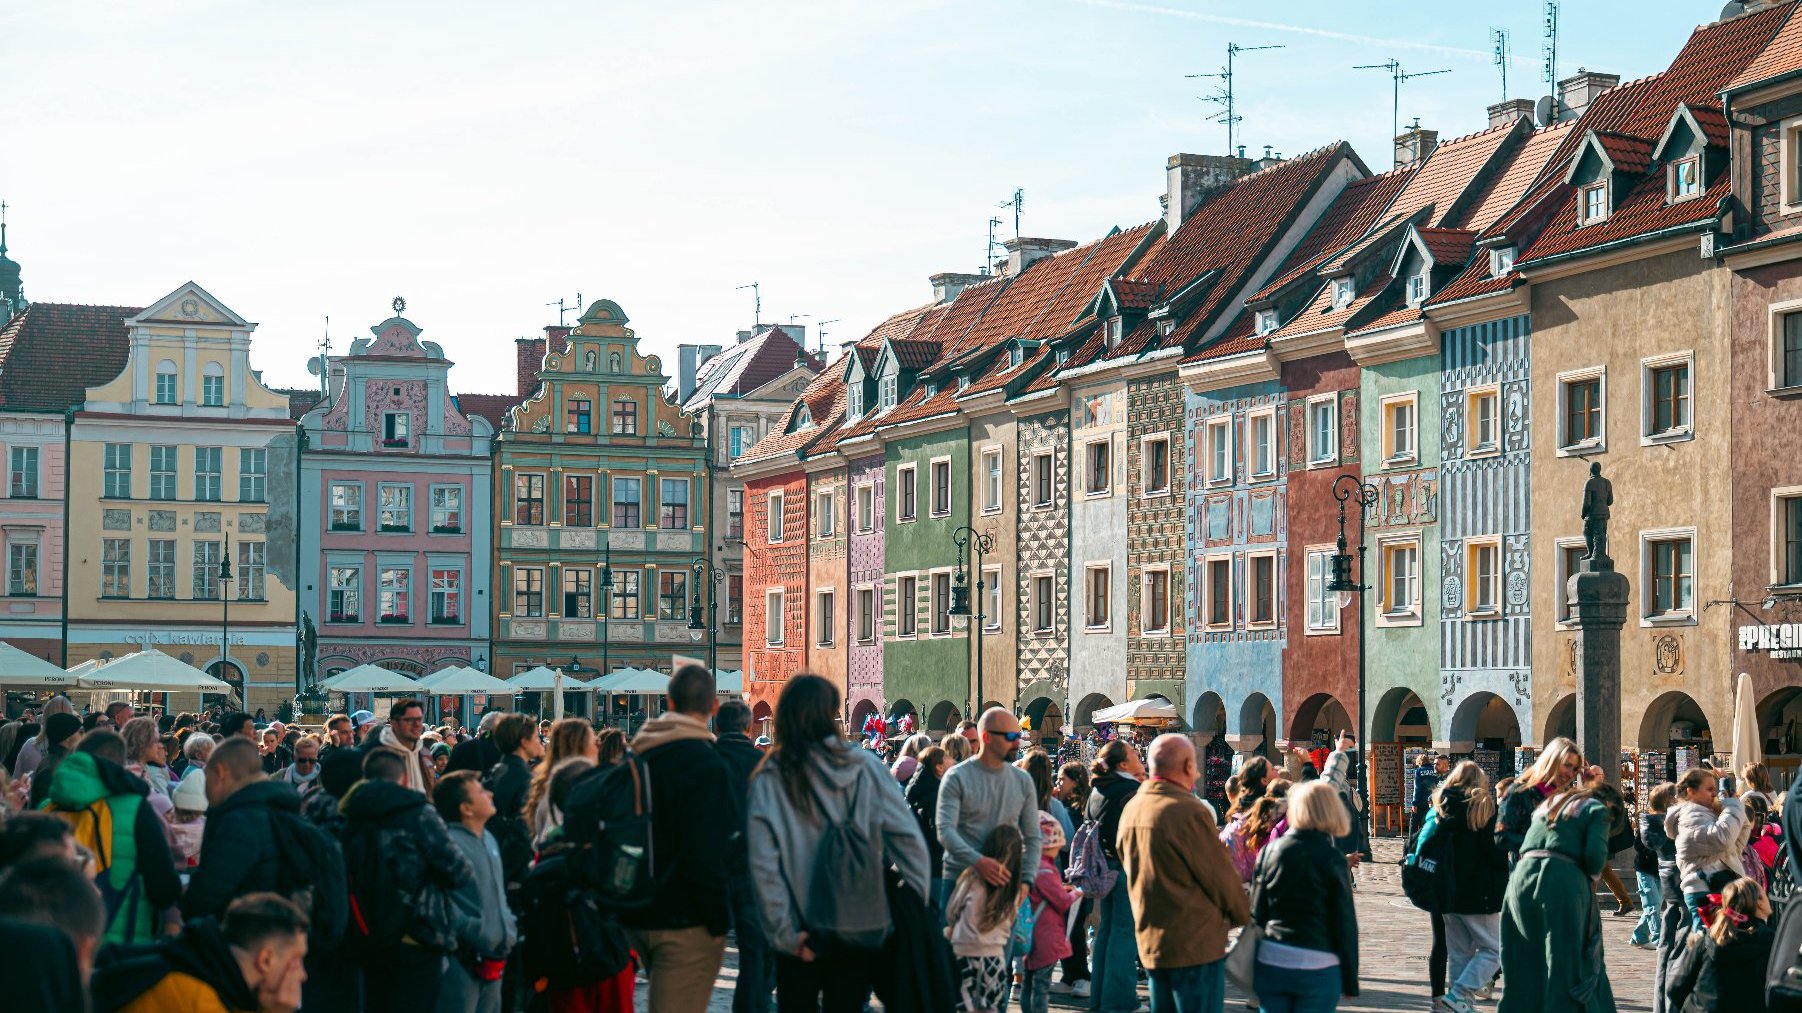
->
[[351, 710, 376, 729]]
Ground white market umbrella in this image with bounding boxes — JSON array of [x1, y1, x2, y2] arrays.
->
[[0, 641, 79, 687], [418, 666, 518, 697], [595, 667, 669, 695], [1732, 671, 1763, 777], [507, 666, 564, 691], [1090, 698, 1178, 725], [77, 650, 232, 692], [64, 660, 102, 681], [715, 669, 744, 697], [321, 664, 420, 694]]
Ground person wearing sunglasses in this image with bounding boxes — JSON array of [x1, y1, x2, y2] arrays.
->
[[936, 708, 1042, 906], [275, 735, 322, 798]]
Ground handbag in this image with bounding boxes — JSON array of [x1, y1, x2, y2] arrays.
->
[[1224, 923, 1262, 993]]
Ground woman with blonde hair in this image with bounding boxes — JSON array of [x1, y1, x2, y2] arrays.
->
[[1496, 736, 1583, 863], [1665, 875, 1776, 1011], [525, 717, 598, 840], [1249, 780, 1359, 1010], [1432, 761, 1509, 1013], [941, 731, 973, 764]]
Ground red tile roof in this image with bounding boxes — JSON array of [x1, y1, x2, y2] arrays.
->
[[887, 338, 941, 371], [1683, 105, 1730, 147], [1249, 168, 1415, 302], [1592, 132, 1656, 175], [1451, 122, 1577, 232], [0, 303, 136, 412], [1416, 227, 1477, 265], [1630, 1, 1789, 136], [1519, 175, 1727, 265], [1108, 278, 1161, 310], [1386, 121, 1523, 229], [682, 326, 821, 411], [455, 393, 526, 430], [1726, 0, 1802, 93], [738, 369, 846, 464]]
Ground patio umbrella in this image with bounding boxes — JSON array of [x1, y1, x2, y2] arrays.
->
[[595, 667, 670, 695], [417, 666, 517, 697], [1732, 671, 1763, 779], [1090, 698, 1178, 725], [0, 642, 79, 687], [77, 650, 232, 692], [715, 669, 744, 697], [507, 666, 563, 691], [320, 664, 420, 694]]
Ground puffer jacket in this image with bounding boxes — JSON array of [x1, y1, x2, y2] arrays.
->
[[1085, 771, 1139, 861], [340, 777, 475, 953], [1666, 920, 1776, 1012], [1665, 798, 1749, 896], [42, 751, 184, 943], [91, 918, 256, 1013], [180, 780, 303, 922]]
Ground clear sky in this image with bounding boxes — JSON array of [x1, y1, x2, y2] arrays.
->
[[3, 0, 1728, 394]]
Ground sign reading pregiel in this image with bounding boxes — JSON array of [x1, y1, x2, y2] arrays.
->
[[1740, 623, 1802, 660]]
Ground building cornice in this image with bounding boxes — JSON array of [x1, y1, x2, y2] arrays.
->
[[1268, 327, 1344, 363], [1423, 285, 1530, 329], [1516, 229, 1707, 283], [1345, 318, 1439, 367], [1180, 348, 1282, 391]]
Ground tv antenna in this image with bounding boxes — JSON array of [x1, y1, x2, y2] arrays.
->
[[1354, 59, 1452, 165], [306, 317, 333, 395], [736, 282, 761, 327], [1492, 28, 1511, 99], [997, 189, 1024, 238], [1543, 0, 1560, 88], [545, 292, 584, 326], [816, 318, 840, 358], [1187, 42, 1283, 156], [985, 216, 1005, 275]]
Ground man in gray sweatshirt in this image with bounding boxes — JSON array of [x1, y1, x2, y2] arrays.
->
[[935, 707, 1042, 899]]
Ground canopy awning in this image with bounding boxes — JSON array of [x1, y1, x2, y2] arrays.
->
[[321, 664, 421, 694], [77, 650, 233, 692], [715, 669, 744, 696], [0, 642, 80, 687], [1090, 698, 1178, 725], [507, 666, 566, 691], [594, 667, 670, 695], [418, 666, 518, 696]]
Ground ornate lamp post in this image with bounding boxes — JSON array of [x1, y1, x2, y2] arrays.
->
[[687, 555, 725, 675], [1325, 474, 1380, 852], [947, 526, 994, 721], [219, 531, 238, 705], [598, 540, 614, 725]]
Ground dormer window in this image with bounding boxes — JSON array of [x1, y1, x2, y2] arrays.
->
[[1157, 319, 1175, 338], [1105, 316, 1123, 348], [957, 374, 971, 392], [1490, 246, 1516, 278], [923, 381, 937, 398], [1331, 278, 1355, 309], [1255, 310, 1278, 335], [848, 385, 864, 419], [1056, 348, 1070, 365], [795, 405, 812, 429], [1009, 345, 1024, 368], [1669, 156, 1701, 202], [1406, 273, 1428, 306], [879, 374, 898, 410], [1581, 181, 1610, 224]]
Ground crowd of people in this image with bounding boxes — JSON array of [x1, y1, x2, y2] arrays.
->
[[0, 675, 1797, 1013]]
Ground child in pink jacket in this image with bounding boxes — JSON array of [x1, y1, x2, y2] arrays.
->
[[1021, 810, 1081, 1013]]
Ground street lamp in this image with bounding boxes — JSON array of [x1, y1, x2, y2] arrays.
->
[[219, 531, 237, 706], [687, 555, 724, 675], [598, 539, 614, 684], [947, 526, 993, 720], [1326, 474, 1380, 855]]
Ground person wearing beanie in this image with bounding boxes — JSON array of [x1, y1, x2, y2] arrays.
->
[[1021, 810, 1080, 1013], [28, 712, 85, 809]]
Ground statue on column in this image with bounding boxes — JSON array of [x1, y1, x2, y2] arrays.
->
[[299, 612, 318, 692], [1581, 461, 1613, 570]]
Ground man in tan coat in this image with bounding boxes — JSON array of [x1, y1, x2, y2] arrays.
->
[[1116, 733, 1250, 1013]]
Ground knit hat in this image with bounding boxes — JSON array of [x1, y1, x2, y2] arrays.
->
[[172, 772, 209, 812], [44, 712, 81, 749], [1038, 810, 1065, 853]]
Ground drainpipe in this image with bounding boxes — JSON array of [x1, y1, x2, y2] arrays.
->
[[60, 407, 72, 667]]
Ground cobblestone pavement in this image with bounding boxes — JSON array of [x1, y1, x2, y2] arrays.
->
[[637, 838, 1660, 1012]]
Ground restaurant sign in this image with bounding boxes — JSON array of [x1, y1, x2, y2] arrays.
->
[[1741, 623, 1802, 660]]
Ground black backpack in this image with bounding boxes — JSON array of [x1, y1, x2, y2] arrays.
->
[[561, 751, 658, 912], [1401, 809, 1455, 913], [268, 809, 348, 951], [517, 849, 632, 992], [340, 816, 410, 949]]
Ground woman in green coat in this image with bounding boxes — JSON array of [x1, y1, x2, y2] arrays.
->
[[1498, 766, 1625, 1013]]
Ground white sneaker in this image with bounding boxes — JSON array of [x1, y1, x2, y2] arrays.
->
[[1049, 981, 1073, 995], [1440, 996, 1478, 1013], [1071, 980, 1091, 999], [1474, 982, 1495, 1000]]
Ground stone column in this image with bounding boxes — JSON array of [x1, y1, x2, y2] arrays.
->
[[1568, 565, 1630, 784]]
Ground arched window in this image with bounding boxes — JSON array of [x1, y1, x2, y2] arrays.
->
[[154, 360, 179, 405], [200, 361, 226, 407]]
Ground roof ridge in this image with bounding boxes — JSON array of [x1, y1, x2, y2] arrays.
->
[[1427, 118, 1522, 149]]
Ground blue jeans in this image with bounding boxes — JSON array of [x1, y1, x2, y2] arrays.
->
[[1091, 870, 1139, 1013], [1684, 890, 1711, 932], [1632, 871, 1663, 945], [1147, 959, 1224, 1013], [1252, 960, 1340, 1013], [1020, 965, 1054, 1013]]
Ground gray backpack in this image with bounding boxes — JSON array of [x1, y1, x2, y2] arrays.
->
[[802, 762, 891, 952]]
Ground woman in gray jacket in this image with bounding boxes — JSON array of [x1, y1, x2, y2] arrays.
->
[[748, 674, 930, 1013], [1664, 767, 1748, 931]]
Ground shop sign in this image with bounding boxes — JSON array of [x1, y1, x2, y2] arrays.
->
[[122, 632, 247, 648], [1740, 623, 1802, 660]]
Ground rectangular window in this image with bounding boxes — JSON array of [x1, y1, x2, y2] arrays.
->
[[147, 540, 175, 600], [898, 575, 918, 636], [1671, 156, 1701, 200], [1308, 397, 1338, 465], [104, 443, 132, 498], [930, 459, 951, 517], [1085, 565, 1110, 629], [1468, 387, 1500, 454], [192, 540, 221, 600], [155, 371, 177, 405], [8, 447, 37, 498], [1381, 395, 1417, 465], [1032, 453, 1053, 508], [1649, 536, 1695, 618], [611, 477, 641, 529], [1649, 361, 1691, 437], [1407, 273, 1428, 305], [328, 566, 360, 622], [817, 590, 835, 646], [237, 541, 265, 600], [1085, 440, 1111, 495], [382, 412, 410, 447], [1207, 418, 1231, 484], [566, 398, 592, 434], [1248, 411, 1275, 479], [1491, 246, 1516, 276], [1306, 549, 1338, 632], [728, 425, 754, 459], [430, 485, 463, 532], [432, 568, 462, 623], [1561, 372, 1604, 450], [766, 589, 785, 645], [102, 538, 130, 598], [930, 572, 952, 634], [767, 490, 785, 542], [380, 568, 411, 621], [1142, 435, 1170, 495], [1781, 495, 1802, 586], [1205, 557, 1231, 627], [329, 482, 362, 530], [1033, 574, 1054, 632], [857, 587, 876, 642], [1784, 312, 1802, 390], [816, 490, 836, 538], [1582, 181, 1609, 223], [201, 373, 224, 407], [1381, 540, 1421, 618], [726, 573, 743, 624], [1331, 277, 1355, 309], [238, 448, 266, 502], [728, 488, 745, 539], [611, 398, 638, 435], [194, 447, 222, 502], [558, 567, 591, 619], [513, 567, 544, 618], [1249, 553, 1276, 626], [1557, 541, 1586, 623], [981, 448, 1003, 513], [857, 484, 874, 532], [6, 542, 36, 596], [659, 570, 689, 621], [897, 465, 916, 521], [564, 476, 593, 527], [984, 566, 1002, 632], [880, 375, 898, 410], [378, 484, 412, 531], [611, 570, 641, 620], [659, 478, 689, 529], [1467, 538, 1501, 616], [514, 473, 545, 525], [1142, 567, 1170, 635]]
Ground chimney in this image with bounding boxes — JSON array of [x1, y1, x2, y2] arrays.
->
[[1488, 98, 1537, 129], [1253, 145, 1284, 171], [930, 271, 989, 304], [1557, 69, 1619, 121], [676, 343, 723, 402], [1165, 153, 1256, 230], [516, 337, 547, 398], [1395, 123, 1439, 167], [1003, 237, 1078, 277]]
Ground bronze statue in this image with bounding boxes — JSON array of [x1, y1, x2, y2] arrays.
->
[[299, 611, 318, 691], [1581, 461, 1613, 568]]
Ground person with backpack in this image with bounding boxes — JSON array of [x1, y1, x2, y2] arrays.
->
[[482, 712, 540, 897], [946, 824, 1027, 1013], [340, 746, 475, 1011], [1021, 810, 1079, 1013], [433, 770, 517, 1013], [1426, 761, 1509, 1013], [1082, 738, 1142, 1013], [39, 729, 182, 945], [747, 673, 930, 1012], [1666, 876, 1775, 1012], [620, 664, 736, 1012]]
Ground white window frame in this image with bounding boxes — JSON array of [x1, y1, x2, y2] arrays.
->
[[1205, 417, 1233, 486], [982, 564, 1002, 632], [1376, 533, 1423, 627], [1307, 394, 1338, 467], [929, 569, 954, 636], [1669, 154, 1702, 203], [816, 588, 836, 647], [1580, 180, 1610, 224], [1555, 365, 1608, 456], [1770, 300, 1802, 393], [1774, 487, 1802, 590], [1641, 351, 1695, 445], [1031, 452, 1054, 510], [1554, 536, 1588, 628], [896, 574, 919, 638], [1030, 571, 1055, 635], [200, 366, 225, 408], [855, 483, 874, 533], [1781, 115, 1802, 215], [856, 585, 877, 643], [980, 446, 1003, 515], [1139, 433, 1172, 498], [1640, 526, 1698, 626], [896, 464, 917, 522], [1305, 547, 1340, 634], [103, 443, 132, 499], [1379, 392, 1419, 467], [1465, 535, 1503, 618], [1255, 309, 1278, 335], [1466, 384, 1501, 458], [1490, 246, 1516, 277], [767, 490, 785, 543], [1406, 272, 1428, 306], [1203, 555, 1233, 630], [1140, 564, 1171, 637], [1246, 407, 1276, 480], [154, 361, 179, 405], [1246, 550, 1278, 629], [1083, 562, 1111, 632], [816, 489, 837, 539], [1331, 277, 1355, 309], [766, 588, 786, 645], [1082, 438, 1111, 498], [7, 446, 37, 499], [929, 456, 952, 518]]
